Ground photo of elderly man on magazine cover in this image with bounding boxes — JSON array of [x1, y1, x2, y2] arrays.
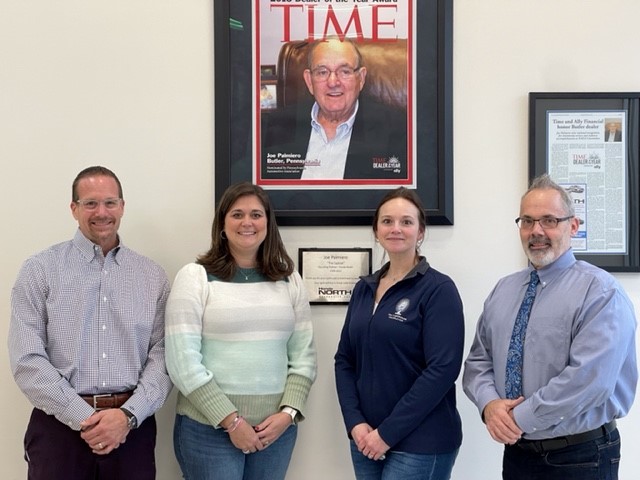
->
[[257, 0, 414, 188]]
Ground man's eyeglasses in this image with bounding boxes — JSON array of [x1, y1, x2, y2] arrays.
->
[[75, 198, 123, 211], [515, 215, 573, 230], [309, 66, 361, 82]]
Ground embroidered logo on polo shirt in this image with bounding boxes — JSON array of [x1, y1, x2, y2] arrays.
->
[[388, 298, 410, 322]]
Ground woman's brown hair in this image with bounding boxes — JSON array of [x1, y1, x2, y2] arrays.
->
[[197, 182, 294, 281]]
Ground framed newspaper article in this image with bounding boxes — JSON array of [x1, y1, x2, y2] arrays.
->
[[529, 92, 640, 272], [214, 0, 453, 226]]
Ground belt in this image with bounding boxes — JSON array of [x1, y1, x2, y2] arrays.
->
[[80, 391, 133, 410], [515, 420, 616, 453]]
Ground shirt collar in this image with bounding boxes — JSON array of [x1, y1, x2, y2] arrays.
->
[[310, 100, 359, 131], [72, 229, 122, 263], [530, 248, 576, 287], [363, 256, 430, 288]]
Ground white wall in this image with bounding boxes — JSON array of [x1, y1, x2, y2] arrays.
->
[[1, 1, 639, 479]]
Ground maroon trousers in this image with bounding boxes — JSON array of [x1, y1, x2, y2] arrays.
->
[[24, 408, 157, 480]]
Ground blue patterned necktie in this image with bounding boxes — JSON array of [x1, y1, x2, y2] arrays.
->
[[505, 270, 540, 399]]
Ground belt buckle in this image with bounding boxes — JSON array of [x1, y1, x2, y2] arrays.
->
[[92, 393, 113, 410]]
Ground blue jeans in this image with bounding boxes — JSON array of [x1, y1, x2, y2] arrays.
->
[[349, 440, 458, 480], [503, 427, 621, 479], [173, 414, 297, 480]]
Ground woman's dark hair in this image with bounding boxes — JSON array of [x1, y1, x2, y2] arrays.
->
[[372, 187, 427, 245], [197, 182, 294, 281]]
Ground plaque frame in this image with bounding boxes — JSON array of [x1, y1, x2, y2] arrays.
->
[[298, 248, 372, 304]]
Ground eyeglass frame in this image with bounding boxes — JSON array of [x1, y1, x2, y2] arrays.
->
[[307, 65, 362, 82], [75, 198, 123, 210], [515, 215, 574, 230]]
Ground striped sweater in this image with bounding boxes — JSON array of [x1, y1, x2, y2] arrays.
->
[[165, 263, 316, 427]]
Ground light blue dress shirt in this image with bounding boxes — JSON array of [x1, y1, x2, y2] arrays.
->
[[463, 249, 637, 440], [300, 101, 358, 179]]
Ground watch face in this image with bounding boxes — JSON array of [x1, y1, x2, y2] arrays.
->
[[121, 408, 137, 429]]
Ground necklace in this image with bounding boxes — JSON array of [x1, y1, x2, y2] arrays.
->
[[384, 259, 419, 284], [385, 274, 403, 284], [238, 267, 257, 281], [385, 269, 410, 283]]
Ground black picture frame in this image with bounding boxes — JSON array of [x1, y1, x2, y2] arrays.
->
[[529, 92, 640, 272], [214, 0, 453, 226]]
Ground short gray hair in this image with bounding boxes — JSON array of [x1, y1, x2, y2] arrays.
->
[[523, 173, 575, 216]]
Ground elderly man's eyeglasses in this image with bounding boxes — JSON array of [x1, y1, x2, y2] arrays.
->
[[309, 66, 361, 82], [75, 198, 122, 211], [515, 215, 573, 230]]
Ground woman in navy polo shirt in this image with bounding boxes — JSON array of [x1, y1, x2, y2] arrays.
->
[[335, 187, 465, 480]]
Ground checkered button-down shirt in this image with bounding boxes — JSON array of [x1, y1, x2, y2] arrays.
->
[[9, 229, 172, 431]]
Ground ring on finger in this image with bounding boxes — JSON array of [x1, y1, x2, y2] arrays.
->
[[242, 449, 250, 454], [98, 442, 104, 450]]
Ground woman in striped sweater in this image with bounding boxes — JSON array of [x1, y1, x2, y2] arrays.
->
[[166, 182, 317, 480]]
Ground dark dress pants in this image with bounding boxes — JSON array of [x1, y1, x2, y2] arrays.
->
[[24, 407, 157, 480]]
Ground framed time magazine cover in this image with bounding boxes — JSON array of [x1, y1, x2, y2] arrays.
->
[[214, 0, 453, 226], [529, 92, 640, 272]]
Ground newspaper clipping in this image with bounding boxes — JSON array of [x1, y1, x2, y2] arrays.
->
[[547, 110, 627, 254]]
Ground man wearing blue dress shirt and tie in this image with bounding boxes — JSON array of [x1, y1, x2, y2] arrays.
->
[[463, 173, 637, 480]]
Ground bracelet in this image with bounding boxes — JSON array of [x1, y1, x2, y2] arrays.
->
[[224, 415, 244, 433]]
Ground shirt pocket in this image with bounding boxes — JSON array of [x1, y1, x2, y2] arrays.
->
[[526, 315, 571, 373]]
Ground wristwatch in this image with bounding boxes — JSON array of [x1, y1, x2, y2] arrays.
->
[[281, 406, 298, 425], [120, 408, 138, 429]]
